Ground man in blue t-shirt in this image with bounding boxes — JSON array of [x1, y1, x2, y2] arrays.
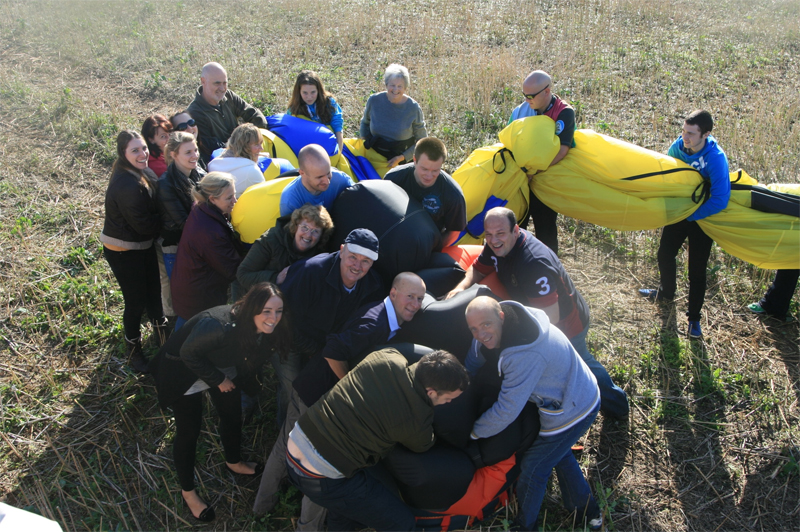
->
[[640, 110, 730, 339], [279, 144, 354, 216]]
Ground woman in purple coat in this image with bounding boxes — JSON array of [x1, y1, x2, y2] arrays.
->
[[171, 172, 244, 328]]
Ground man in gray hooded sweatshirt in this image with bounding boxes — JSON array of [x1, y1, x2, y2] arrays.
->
[[465, 296, 602, 531]]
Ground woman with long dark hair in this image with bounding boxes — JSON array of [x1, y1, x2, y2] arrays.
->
[[287, 70, 344, 155], [150, 282, 291, 522], [100, 130, 167, 372]]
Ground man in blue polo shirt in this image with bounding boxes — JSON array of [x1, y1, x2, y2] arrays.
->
[[640, 110, 730, 339], [279, 144, 354, 216]]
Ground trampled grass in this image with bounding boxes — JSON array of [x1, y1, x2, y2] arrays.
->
[[0, 0, 798, 530]]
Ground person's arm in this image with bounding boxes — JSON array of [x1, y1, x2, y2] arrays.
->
[[403, 104, 428, 162], [549, 145, 570, 166], [446, 265, 487, 299], [236, 231, 281, 290], [471, 354, 541, 439], [442, 230, 460, 248], [359, 96, 373, 142], [201, 226, 243, 283], [399, 423, 435, 454], [157, 180, 190, 238], [116, 177, 161, 237], [335, 131, 344, 156], [328, 99, 345, 155], [548, 107, 575, 167], [464, 339, 486, 377], [325, 359, 349, 380], [687, 146, 731, 221], [523, 271, 561, 323], [230, 90, 268, 129], [180, 318, 228, 389]]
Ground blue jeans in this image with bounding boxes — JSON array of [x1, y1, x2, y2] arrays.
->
[[286, 457, 415, 531], [516, 402, 600, 530], [570, 324, 629, 419]]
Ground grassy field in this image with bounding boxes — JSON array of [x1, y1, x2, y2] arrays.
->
[[0, 0, 798, 530]]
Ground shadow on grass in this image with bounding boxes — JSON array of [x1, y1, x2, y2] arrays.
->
[[3, 340, 285, 531]]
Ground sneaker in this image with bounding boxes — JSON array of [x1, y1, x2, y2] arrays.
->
[[747, 303, 766, 314], [688, 320, 702, 339], [588, 516, 603, 530], [638, 288, 671, 302]]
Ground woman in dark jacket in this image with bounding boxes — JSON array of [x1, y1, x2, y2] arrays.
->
[[100, 130, 167, 372], [171, 172, 244, 328], [236, 204, 334, 291], [150, 282, 290, 522], [157, 132, 207, 276]]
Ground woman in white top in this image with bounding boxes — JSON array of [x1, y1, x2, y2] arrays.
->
[[208, 123, 265, 198]]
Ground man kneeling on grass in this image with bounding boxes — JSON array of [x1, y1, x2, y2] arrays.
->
[[285, 349, 469, 531]]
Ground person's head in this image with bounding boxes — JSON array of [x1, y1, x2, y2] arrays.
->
[[338, 228, 379, 289], [416, 350, 470, 406], [297, 144, 332, 195], [226, 123, 263, 161], [164, 131, 199, 175], [522, 70, 552, 111], [384, 64, 410, 102], [193, 171, 236, 215], [483, 207, 519, 258], [170, 111, 198, 138], [113, 130, 149, 175], [465, 296, 505, 350], [681, 109, 714, 154], [288, 70, 334, 125], [200, 62, 229, 106], [232, 282, 291, 355], [141, 114, 172, 158], [389, 272, 426, 325], [412, 137, 447, 188], [287, 204, 334, 252]]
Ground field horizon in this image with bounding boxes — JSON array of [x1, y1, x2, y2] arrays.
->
[[1, 0, 798, 530]]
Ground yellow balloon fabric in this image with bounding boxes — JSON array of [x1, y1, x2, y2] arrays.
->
[[452, 117, 799, 269], [231, 177, 295, 244], [339, 138, 393, 179], [260, 128, 299, 168]]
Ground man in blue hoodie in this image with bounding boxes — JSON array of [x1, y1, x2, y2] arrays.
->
[[465, 296, 602, 530], [640, 110, 730, 338]]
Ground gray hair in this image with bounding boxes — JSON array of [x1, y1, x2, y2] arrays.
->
[[192, 171, 235, 203], [383, 63, 410, 88]]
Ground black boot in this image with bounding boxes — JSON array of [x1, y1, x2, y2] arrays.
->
[[151, 316, 170, 347], [125, 337, 149, 373]]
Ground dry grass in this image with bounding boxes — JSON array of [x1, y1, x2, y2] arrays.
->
[[0, 0, 798, 530]]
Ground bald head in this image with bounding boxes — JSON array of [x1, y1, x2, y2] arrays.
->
[[390, 272, 426, 325], [200, 62, 229, 106], [484, 207, 516, 232], [466, 296, 502, 319], [522, 70, 553, 112], [298, 144, 333, 196]]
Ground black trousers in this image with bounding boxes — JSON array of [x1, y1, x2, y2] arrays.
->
[[524, 190, 559, 255], [171, 387, 243, 492], [760, 269, 799, 319], [657, 220, 713, 321], [103, 246, 163, 339]]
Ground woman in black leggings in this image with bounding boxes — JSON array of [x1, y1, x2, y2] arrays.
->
[[100, 130, 168, 372], [149, 282, 291, 522]]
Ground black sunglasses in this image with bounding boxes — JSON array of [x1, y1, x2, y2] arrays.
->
[[174, 118, 196, 131], [523, 84, 549, 100]]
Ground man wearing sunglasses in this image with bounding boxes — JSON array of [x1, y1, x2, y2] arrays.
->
[[187, 62, 268, 161], [508, 70, 576, 255]]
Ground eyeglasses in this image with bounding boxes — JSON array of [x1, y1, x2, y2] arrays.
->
[[174, 118, 196, 131], [523, 84, 549, 100], [298, 224, 322, 238]]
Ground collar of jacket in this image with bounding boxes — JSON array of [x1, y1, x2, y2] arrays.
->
[[194, 85, 229, 109]]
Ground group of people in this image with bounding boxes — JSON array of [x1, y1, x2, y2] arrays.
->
[[98, 60, 796, 531]]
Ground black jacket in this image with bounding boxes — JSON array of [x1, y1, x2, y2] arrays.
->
[[186, 87, 268, 161], [100, 167, 161, 248], [157, 162, 206, 247], [149, 305, 275, 408]]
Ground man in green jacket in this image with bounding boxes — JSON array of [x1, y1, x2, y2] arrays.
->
[[187, 62, 268, 161], [286, 348, 469, 531]]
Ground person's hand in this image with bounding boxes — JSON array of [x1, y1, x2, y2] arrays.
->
[[276, 266, 290, 284], [218, 378, 236, 392], [387, 155, 404, 168], [526, 171, 539, 183], [445, 287, 464, 300]]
